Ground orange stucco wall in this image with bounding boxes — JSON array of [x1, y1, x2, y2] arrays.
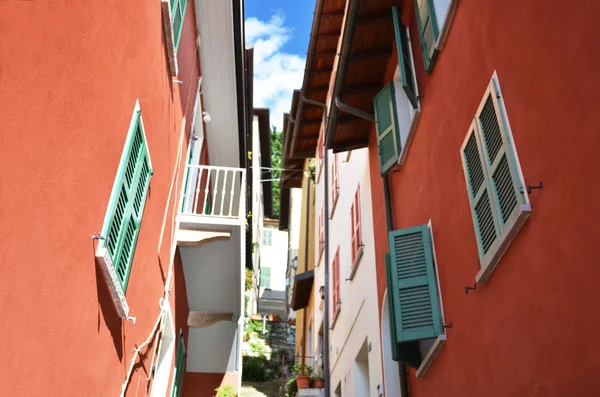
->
[[0, 1, 206, 396], [370, 1, 600, 396]]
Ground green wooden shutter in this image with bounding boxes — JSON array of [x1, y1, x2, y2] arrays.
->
[[172, 333, 186, 397], [374, 82, 401, 175], [461, 81, 526, 264], [261, 267, 271, 288], [105, 110, 153, 292], [388, 225, 442, 343], [414, 0, 439, 73], [461, 124, 501, 258], [392, 7, 418, 109], [385, 254, 399, 360], [171, 0, 188, 51]]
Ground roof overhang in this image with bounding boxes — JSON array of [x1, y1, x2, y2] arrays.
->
[[288, 0, 344, 159], [195, 0, 248, 168], [324, 0, 396, 152], [291, 270, 315, 311], [254, 108, 273, 218]]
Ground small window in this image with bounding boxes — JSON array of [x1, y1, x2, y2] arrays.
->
[[460, 74, 531, 283], [414, 0, 458, 73], [330, 153, 339, 216], [161, 0, 189, 76], [350, 186, 363, 274], [95, 101, 153, 318], [262, 230, 272, 246], [332, 247, 341, 321], [171, 333, 186, 397], [373, 7, 421, 175], [260, 267, 271, 288], [318, 206, 324, 260], [386, 224, 446, 377]]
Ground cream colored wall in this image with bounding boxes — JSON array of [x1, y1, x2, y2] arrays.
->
[[313, 146, 383, 397]]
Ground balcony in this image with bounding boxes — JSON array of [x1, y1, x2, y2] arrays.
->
[[178, 165, 246, 229], [176, 164, 247, 375]]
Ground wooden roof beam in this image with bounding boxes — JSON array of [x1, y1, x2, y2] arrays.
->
[[357, 11, 392, 25], [350, 46, 392, 62]]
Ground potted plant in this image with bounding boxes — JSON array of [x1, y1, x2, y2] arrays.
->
[[291, 363, 312, 389], [311, 367, 325, 389], [214, 385, 237, 397]]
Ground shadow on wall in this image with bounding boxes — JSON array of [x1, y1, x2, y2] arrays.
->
[[94, 241, 123, 362]]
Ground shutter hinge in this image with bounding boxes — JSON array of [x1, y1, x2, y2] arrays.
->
[[465, 283, 477, 294], [92, 234, 111, 247], [442, 322, 453, 330], [526, 181, 543, 194]]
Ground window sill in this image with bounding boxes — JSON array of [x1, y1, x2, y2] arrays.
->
[[161, 0, 179, 77], [95, 246, 130, 319], [329, 192, 339, 219], [476, 203, 531, 284], [415, 334, 446, 378], [317, 160, 324, 183], [347, 246, 364, 281], [331, 304, 342, 329]]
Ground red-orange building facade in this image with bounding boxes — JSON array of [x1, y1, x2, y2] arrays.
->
[[0, 1, 250, 396], [366, 1, 600, 396]]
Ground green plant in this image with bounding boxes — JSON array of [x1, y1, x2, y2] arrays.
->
[[291, 363, 312, 377], [307, 162, 316, 181], [285, 377, 298, 397], [252, 241, 260, 253], [242, 356, 267, 382], [214, 385, 237, 397], [245, 268, 253, 290]]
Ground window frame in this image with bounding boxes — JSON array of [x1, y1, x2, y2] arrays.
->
[[161, 0, 189, 76], [318, 206, 324, 262], [262, 229, 273, 246], [413, 0, 458, 73], [386, 222, 447, 377], [349, 185, 363, 279], [331, 247, 341, 326], [459, 73, 531, 283], [95, 100, 153, 319], [171, 332, 186, 397], [330, 153, 339, 218], [260, 267, 271, 288]]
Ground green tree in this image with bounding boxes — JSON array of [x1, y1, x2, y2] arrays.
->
[[270, 126, 282, 219]]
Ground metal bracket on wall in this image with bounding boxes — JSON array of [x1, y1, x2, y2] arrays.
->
[[465, 283, 477, 294], [527, 181, 543, 194], [442, 322, 453, 330]]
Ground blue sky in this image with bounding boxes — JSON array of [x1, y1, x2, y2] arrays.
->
[[245, 0, 316, 131]]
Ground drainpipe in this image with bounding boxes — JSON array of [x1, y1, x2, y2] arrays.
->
[[301, 173, 311, 366], [322, 115, 331, 397], [383, 176, 410, 397]]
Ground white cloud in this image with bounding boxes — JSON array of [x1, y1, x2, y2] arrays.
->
[[246, 12, 305, 132]]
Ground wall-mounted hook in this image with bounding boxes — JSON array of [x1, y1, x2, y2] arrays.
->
[[442, 322, 453, 330], [465, 283, 477, 294], [92, 234, 111, 246], [527, 181, 543, 194], [173, 79, 184, 86]]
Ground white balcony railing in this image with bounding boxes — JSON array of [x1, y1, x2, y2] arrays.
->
[[180, 165, 246, 222]]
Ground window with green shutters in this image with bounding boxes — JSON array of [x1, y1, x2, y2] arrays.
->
[[460, 75, 531, 283], [260, 267, 271, 288], [101, 104, 153, 293], [413, 0, 458, 73], [374, 82, 401, 175], [171, 333, 186, 397], [386, 224, 445, 371], [392, 6, 418, 109], [170, 0, 188, 52], [373, 7, 421, 175]]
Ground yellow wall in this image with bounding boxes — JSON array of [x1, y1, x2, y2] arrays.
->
[[295, 159, 316, 364]]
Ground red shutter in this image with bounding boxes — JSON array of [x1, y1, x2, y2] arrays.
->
[[351, 186, 362, 266], [331, 154, 339, 206], [319, 206, 324, 258], [332, 247, 340, 316]]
